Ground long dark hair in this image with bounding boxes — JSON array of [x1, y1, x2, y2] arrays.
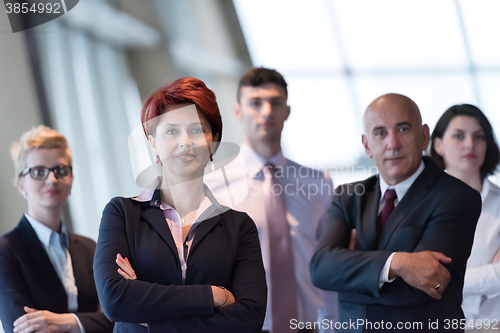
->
[[430, 104, 500, 181]]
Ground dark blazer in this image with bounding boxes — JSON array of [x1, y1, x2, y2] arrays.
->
[[310, 157, 482, 332], [93, 190, 267, 333], [0, 216, 113, 333]]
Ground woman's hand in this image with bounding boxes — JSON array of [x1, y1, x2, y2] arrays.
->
[[211, 286, 235, 308], [116, 253, 137, 280], [348, 229, 357, 250], [493, 248, 500, 264], [13, 307, 80, 333]]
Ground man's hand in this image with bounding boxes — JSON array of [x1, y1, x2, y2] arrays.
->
[[13, 307, 80, 333], [389, 251, 452, 300]]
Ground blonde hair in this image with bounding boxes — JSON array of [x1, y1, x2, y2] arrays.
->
[[10, 126, 72, 183]]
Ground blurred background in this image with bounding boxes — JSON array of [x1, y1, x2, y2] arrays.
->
[[1, 0, 500, 244]]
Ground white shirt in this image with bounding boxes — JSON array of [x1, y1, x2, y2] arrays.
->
[[25, 213, 84, 332], [378, 162, 425, 286], [378, 161, 425, 213], [204, 144, 335, 332], [462, 179, 500, 326]]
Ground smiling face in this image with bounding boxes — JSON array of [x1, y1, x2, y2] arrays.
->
[[433, 115, 487, 177], [234, 83, 290, 145], [17, 148, 73, 214], [362, 94, 430, 186], [148, 104, 216, 182]]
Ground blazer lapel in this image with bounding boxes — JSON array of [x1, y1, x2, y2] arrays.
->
[[141, 206, 181, 268], [377, 157, 439, 249], [68, 234, 91, 310], [189, 211, 224, 258], [359, 177, 380, 250], [18, 217, 68, 311]]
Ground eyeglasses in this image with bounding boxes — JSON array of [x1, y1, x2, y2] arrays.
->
[[20, 165, 73, 180]]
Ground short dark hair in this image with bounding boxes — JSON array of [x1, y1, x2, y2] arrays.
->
[[140, 77, 222, 146], [430, 104, 500, 180], [237, 67, 288, 102]]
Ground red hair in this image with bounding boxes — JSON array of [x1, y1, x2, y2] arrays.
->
[[141, 77, 222, 144]]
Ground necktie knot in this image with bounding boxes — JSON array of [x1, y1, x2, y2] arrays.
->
[[384, 189, 397, 202], [377, 189, 397, 243], [263, 162, 276, 179]]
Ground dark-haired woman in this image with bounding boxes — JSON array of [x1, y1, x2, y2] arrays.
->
[[93, 77, 267, 333], [431, 104, 500, 333]]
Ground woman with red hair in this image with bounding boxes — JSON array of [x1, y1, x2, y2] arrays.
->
[[93, 78, 267, 333]]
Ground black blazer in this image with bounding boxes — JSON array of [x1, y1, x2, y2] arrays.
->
[[0, 216, 113, 333], [93, 190, 267, 333], [310, 157, 482, 332]]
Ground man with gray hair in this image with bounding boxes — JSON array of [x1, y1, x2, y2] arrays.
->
[[310, 93, 481, 332]]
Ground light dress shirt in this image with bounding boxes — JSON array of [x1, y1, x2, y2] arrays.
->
[[25, 213, 84, 333], [132, 177, 225, 282], [378, 161, 425, 287], [462, 179, 500, 328], [204, 143, 335, 332]]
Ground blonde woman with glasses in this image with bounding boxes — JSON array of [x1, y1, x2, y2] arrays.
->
[[0, 126, 113, 333]]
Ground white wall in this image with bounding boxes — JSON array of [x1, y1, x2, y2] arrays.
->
[[0, 8, 42, 237]]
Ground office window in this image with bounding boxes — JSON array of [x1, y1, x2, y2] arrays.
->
[[234, 0, 500, 186]]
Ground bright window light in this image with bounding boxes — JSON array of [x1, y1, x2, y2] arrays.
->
[[234, 0, 500, 186]]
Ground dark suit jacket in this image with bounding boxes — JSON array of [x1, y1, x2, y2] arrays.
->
[[0, 216, 113, 333], [93, 190, 267, 333], [310, 157, 482, 332]]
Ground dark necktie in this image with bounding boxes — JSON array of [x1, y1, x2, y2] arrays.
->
[[376, 189, 397, 242], [264, 163, 299, 333]]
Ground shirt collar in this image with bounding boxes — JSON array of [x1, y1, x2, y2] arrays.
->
[[134, 176, 162, 203], [379, 161, 425, 203], [241, 142, 287, 179], [25, 213, 69, 248], [481, 178, 492, 202], [132, 176, 226, 215]]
